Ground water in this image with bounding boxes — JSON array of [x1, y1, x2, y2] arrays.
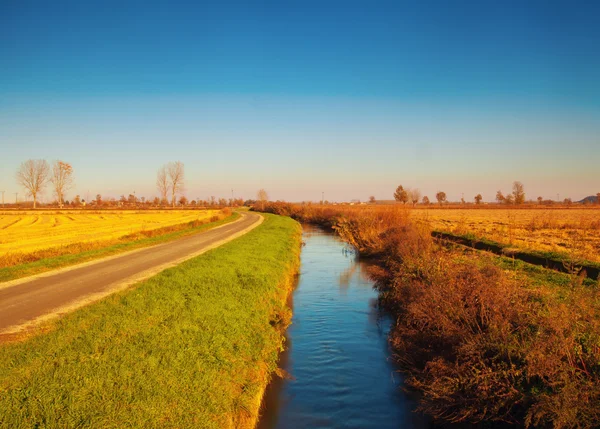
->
[[258, 225, 429, 429]]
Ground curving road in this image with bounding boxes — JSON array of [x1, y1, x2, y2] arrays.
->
[[0, 211, 262, 337]]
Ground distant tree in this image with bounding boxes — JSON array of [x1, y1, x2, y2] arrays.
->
[[410, 189, 421, 207], [156, 166, 169, 206], [153, 196, 160, 206], [119, 195, 127, 205], [564, 198, 572, 206], [96, 194, 103, 206], [461, 196, 466, 205], [190, 199, 197, 206], [435, 191, 447, 206], [128, 194, 136, 205], [50, 161, 74, 208], [257, 189, 269, 211], [16, 159, 50, 209], [537, 196, 543, 205], [218, 198, 227, 207], [394, 185, 408, 204], [179, 196, 188, 206], [496, 190, 505, 204], [73, 195, 81, 206], [210, 196, 216, 207], [474, 194, 483, 205], [505, 194, 514, 205], [422, 196, 430, 205], [369, 195, 376, 204], [597, 193, 600, 205], [140, 196, 145, 204], [167, 161, 185, 208], [512, 181, 525, 205]]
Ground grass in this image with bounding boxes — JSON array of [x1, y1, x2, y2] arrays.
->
[[0, 213, 302, 428], [0, 212, 240, 283]]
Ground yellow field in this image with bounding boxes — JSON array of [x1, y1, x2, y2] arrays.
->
[[412, 208, 600, 262], [0, 210, 220, 257]]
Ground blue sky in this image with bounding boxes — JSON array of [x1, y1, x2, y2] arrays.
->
[[1, 0, 599, 202]]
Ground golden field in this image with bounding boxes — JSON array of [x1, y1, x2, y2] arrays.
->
[[0, 210, 220, 257], [412, 207, 600, 262]]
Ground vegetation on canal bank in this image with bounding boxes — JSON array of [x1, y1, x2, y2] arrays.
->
[[0, 214, 301, 429], [256, 202, 600, 428]]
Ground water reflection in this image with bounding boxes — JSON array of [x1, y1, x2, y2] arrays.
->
[[258, 225, 429, 429]]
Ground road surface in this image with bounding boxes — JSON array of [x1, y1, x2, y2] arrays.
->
[[0, 211, 262, 337]]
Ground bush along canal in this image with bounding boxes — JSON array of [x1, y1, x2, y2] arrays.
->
[[258, 225, 429, 429]]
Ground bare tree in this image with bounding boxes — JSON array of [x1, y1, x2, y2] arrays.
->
[[435, 191, 447, 206], [409, 188, 421, 207], [257, 189, 269, 211], [167, 161, 185, 208], [156, 166, 169, 206], [496, 190, 505, 204], [422, 196, 430, 205], [394, 185, 408, 205], [50, 160, 74, 208], [474, 194, 483, 205], [16, 159, 50, 209], [512, 181, 525, 205]]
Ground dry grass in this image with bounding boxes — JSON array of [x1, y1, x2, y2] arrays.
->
[[412, 208, 600, 263], [0, 210, 221, 267]]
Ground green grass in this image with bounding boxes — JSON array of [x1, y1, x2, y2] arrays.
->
[[0, 214, 302, 429], [0, 212, 240, 283]]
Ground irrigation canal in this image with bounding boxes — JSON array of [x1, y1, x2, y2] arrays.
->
[[258, 225, 430, 429]]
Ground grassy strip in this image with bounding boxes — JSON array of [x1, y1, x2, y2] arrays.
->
[[0, 212, 240, 283], [0, 214, 301, 428]]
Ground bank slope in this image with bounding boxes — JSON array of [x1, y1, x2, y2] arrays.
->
[[0, 214, 301, 429]]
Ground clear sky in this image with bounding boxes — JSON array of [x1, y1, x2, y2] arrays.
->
[[1, 0, 599, 203]]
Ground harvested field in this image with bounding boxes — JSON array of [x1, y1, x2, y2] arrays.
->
[[412, 208, 600, 263], [0, 210, 220, 260]]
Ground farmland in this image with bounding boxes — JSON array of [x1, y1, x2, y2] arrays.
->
[[0, 210, 220, 256], [411, 207, 600, 263]]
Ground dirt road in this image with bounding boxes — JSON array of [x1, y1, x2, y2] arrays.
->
[[0, 211, 262, 336]]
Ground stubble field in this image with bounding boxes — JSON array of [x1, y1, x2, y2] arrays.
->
[[412, 207, 600, 263], [0, 210, 223, 270]]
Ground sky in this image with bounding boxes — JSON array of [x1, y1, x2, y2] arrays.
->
[[1, 0, 599, 203]]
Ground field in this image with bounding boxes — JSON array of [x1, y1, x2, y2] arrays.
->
[[0, 214, 302, 428], [412, 207, 600, 263], [0, 210, 220, 256]]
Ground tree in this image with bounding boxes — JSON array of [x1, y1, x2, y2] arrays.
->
[[394, 185, 408, 204], [496, 191, 505, 204], [153, 196, 160, 206], [409, 188, 421, 207], [505, 194, 514, 205], [596, 193, 600, 205], [50, 160, 73, 208], [257, 189, 269, 211], [73, 194, 82, 206], [422, 196, 430, 205], [537, 196, 543, 205], [369, 196, 376, 204], [179, 196, 188, 206], [16, 159, 50, 209], [435, 191, 447, 206], [156, 166, 169, 206], [564, 198, 572, 206], [166, 161, 185, 208], [474, 194, 483, 205], [512, 181, 525, 205], [96, 194, 103, 206]]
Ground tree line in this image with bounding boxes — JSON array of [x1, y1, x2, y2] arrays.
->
[[10, 159, 256, 209]]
